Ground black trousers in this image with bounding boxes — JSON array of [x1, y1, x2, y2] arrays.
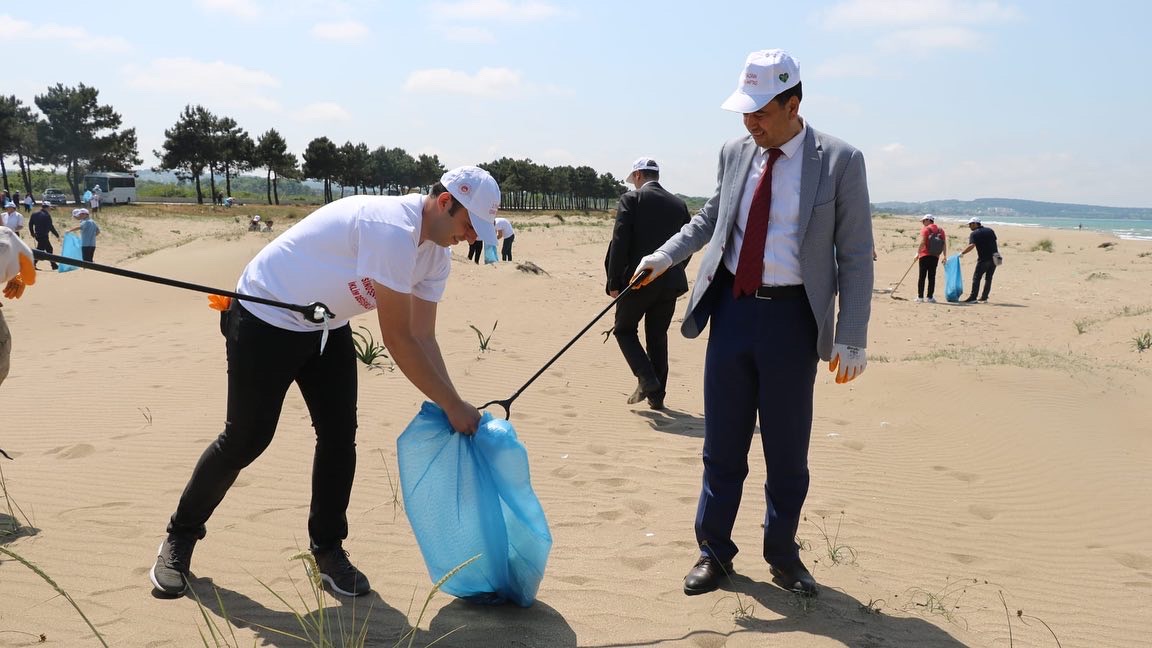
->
[[167, 304, 358, 550], [917, 255, 939, 298], [467, 241, 483, 264], [613, 287, 676, 397], [970, 258, 997, 300], [34, 236, 57, 269], [501, 235, 515, 262], [81, 246, 95, 262]]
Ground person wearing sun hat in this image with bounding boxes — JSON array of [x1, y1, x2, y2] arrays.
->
[[66, 207, 101, 262], [148, 165, 501, 601], [633, 48, 874, 598], [2, 201, 25, 238]]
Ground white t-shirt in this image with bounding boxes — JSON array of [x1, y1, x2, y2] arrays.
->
[[1, 211, 22, 231], [237, 194, 451, 332], [495, 217, 514, 238]]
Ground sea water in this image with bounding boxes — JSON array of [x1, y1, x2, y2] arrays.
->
[[931, 215, 1152, 241]]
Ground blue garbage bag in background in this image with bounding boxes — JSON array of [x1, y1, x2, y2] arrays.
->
[[483, 243, 499, 264], [58, 232, 83, 272], [397, 402, 552, 607], [944, 253, 963, 302]]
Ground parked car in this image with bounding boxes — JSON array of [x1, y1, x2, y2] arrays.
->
[[42, 188, 72, 205]]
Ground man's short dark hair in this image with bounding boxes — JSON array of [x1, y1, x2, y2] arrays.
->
[[636, 170, 659, 182], [773, 82, 803, 107], [431, 182, 464, 215]]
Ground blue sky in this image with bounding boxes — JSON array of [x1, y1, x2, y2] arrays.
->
[[4, 0, 1150, 207]]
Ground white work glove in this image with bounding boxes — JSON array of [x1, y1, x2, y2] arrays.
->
[[1, 226, 36, 299], [631, 251, 673, 287], [829, 343, 866, 384]]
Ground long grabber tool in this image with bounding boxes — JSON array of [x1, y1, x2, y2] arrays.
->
[[481, 269, 651, 420], [31, 250, 334, 323]]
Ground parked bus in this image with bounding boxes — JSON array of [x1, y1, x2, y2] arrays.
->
[[82, 171, 138, 204]]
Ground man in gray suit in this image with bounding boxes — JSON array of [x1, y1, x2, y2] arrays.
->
[[634, 49, 874, 597]]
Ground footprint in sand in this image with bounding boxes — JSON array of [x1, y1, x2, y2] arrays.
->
[[621, 555, 658, 572], [47, 443, 96, 459], [949, 471, 979, 482], [949, 553, 981, 565], [551, 465, 577, 479], [596, 509, 624, 521], [1113, 552, 1152, 570], [968, 504, 998, 520], [587, 443, 609, 455], [843, 439, 865, 451]]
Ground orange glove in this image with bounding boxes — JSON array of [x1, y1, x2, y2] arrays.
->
[[208, 294, 232, 312], [1, 227, 36, 299]]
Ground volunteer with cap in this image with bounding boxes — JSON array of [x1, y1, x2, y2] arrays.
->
[[1, 225, 37, 386], [960, 216, 999, 303], [66, 208, 100, 262], [633, 49, 873, 597], [28, 201, 59, 270], [150, 166, 502, 600], [2, 202, 25, 237], [915, 214, 946, 303], [605, 156, 690, 410], [495, 216, 516, 261]]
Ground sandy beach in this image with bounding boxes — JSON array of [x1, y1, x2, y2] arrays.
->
[[2, 203, 1150, 647]]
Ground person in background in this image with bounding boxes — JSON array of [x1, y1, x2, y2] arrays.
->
[[67, 208, 100, 262], [915, 214, 946, 303], [28, 201, 59, 270], [495, 216, 515, 262], [2, 202, 26, 237], [148, 166, 501, 601], [1, 226, 37, 387], [960, 216, 999, 303], [90, 185, 102, 213], [467, 239, 483, 264], [633, 49, 873, 598], [23, 193, 34, 214], [605, 157, 690, 410]]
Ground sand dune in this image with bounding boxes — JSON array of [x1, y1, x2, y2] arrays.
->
[[2, 205, 1150, 647]]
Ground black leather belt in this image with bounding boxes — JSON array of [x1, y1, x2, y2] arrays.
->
[[755, 284, 805, 299]]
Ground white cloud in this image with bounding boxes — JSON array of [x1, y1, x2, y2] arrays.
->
[[876, 26, 984, 52], [123, 58, 281, 111], [444, 26, 497, 43], [404, 67, 524, 97], [198, 0, 262, 19], [429, 0, 562, 21], [0, 16, 131, 53], [295, 102, 352, 122], [311, 20, 370, 41], [819, 0, 1020, 29]]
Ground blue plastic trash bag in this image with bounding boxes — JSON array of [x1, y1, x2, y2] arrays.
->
[[944, 253, 963, 302], [483, 243, 499, 264], [83, 189, 93, 203], [58, 232, 83, 272], [397, 402, 552, 607]]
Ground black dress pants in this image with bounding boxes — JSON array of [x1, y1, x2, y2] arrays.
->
[[613, 287, 676, 397], [167, 304, 358, 550]]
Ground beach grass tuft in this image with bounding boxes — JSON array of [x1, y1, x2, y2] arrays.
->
[[1032, 239, 1054, 253]]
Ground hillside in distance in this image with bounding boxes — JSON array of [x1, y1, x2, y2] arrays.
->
[[873, 198, 1152, 220]]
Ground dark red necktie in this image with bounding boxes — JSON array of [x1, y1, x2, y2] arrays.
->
[[733, 147, 784, 298]]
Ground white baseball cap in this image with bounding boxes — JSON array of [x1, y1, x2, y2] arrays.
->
[[721, 49, 801, 113], [968, 217, 982, 224], [921, 214, 935, 222], [440, 166, 500, 246], [629, 157, 660, 175], [72, 207, 90, 218]]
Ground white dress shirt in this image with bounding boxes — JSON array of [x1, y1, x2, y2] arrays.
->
[[723, 123, 807, 286]]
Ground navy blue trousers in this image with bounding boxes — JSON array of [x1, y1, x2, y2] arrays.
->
[[695, 272, 818, 565]]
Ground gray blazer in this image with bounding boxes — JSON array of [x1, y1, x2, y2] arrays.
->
[[656, 125, 874, 361]]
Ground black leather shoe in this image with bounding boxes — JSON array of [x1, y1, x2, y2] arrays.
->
[[647, 395, 665, 411], [683, 555, 733, 595], [769, 559, 818, 597], [626, 384, 647, 404]]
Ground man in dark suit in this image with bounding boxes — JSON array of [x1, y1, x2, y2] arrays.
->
[[605, 158, 690, 410], [634, 49, 874, 597]]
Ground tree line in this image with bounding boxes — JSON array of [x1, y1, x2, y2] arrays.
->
[[1, 85, 629, 209]]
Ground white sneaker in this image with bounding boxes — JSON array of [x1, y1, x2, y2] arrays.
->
[[977, 299, 988, 304], [926, 297, 936, 303], [915, 297, 924, 303]]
